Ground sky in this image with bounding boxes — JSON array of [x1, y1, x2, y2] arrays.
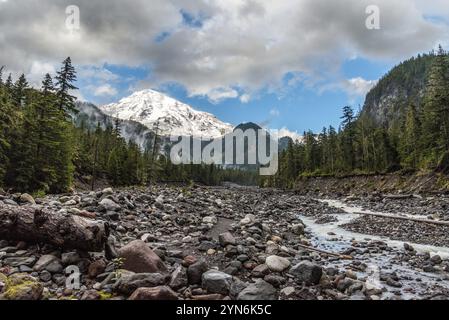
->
[[1, 0, 449, 138]]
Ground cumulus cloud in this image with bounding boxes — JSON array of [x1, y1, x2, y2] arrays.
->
[[342, 77, 378, 97], [92, 84, 118, 97], [276, 127, 303, 142], [0, 0, 448, 102]]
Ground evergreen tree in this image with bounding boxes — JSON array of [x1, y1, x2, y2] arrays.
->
[[13, 74, 28, 108], [421, 45, 449, 167], [400, 104, 421, 169], [56, 57, 78, 115], [5, 74, 13, 92]]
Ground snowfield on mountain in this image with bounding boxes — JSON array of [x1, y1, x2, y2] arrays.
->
[[100, 89, 233, 138]]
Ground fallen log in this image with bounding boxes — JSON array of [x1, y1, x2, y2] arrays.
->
[[383, 194, 414, 199], [296, 243, 353, 260], [0, 205, 109, 252]]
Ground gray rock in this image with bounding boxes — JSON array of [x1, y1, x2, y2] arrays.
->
[[3, 199, 18, 206], [3, 256, 37, 267], [99, 198, 121, 212], [169, 265, 188, 290], [265, 255, 290, 272], [33, 255, 63, 273], [202, 270, 233, 295], [430, 255, 442, 265], [237, 280, 278, 300], [219, 232, 236, 247], [291, 223, 305, 235], [187, 260, 208, 285], [61, 252, 81, 266], [39, 270, 52, 282], [290, 261, 323, 285]]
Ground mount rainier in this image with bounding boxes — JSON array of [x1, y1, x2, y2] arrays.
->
[[99, 89, 233, 138]]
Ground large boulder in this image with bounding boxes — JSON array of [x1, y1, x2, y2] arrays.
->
[[265, 256, 291, 272], [19, 193, 35, 205], [0, 274, 43, 300], [290, 261, 323, 285], [237, 280, 278, 300], [118, 240, 168, 274], [129, 286, 178, 300], [202, 270, 233, 295]]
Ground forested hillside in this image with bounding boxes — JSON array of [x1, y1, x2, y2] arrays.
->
[[264, 47, 449, 188], [0, 59, 255, 194]]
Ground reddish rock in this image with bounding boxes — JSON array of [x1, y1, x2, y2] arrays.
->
[[79, 211, 96, 219], [88, 259, 107, 279], [182, 255, 197, 267], [128, 286, 178, 300], [118, 240, 168, 274]]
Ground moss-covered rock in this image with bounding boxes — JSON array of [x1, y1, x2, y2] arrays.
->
[[0, 273, 43, 300]]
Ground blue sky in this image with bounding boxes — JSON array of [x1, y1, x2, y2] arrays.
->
[[77, 57, 393, 134]]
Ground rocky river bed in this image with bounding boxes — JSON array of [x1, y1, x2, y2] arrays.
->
[[1, 185, 449, 300]]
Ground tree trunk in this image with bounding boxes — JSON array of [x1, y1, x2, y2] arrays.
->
[[0, 205, 109, 252]]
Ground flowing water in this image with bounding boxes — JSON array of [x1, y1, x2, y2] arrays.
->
[[297, 199, 449, 299]]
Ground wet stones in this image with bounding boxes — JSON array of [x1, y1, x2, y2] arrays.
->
[[430, 255, 442, 265]]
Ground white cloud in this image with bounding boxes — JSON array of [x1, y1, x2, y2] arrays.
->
[[0, 0, 448, 102], [318, 77, 378, 99], [92, 84, 118, 97], [27, 61, 57, 87], [276, 127, 303, 142], [205, 87, 239, 103], [240, 94, 251, 103], [342, 77, 378, 97], [78, 66, 119, 82]]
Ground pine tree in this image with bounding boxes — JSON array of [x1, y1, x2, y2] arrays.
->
[[56, 57, 78, 115], [400, 104, 421, 169], [13, 74, 28, 108], [0, 66, 4, 85], [421, 45, 449, 168], [5, 74, 13, 93]]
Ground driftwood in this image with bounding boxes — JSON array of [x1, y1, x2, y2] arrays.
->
[[352, 211, 449, 227], [383, 193, 424, 200], [296, 243, 353, 260], [0, 205, 109, 252]]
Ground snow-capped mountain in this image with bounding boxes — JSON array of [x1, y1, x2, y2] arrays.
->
[[99, 89, 233, 138]]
